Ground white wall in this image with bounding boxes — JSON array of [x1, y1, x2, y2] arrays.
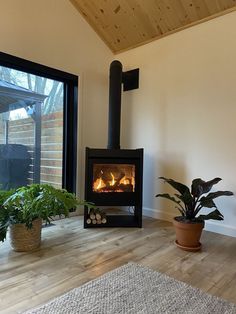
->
[[117, 12, 236, 237], [0, 0, 113, 197]]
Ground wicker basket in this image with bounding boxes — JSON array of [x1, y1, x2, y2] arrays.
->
[[9, 218, 42, 252]]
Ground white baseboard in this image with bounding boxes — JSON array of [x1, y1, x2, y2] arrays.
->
[[204, 220, 236, 238], [143, 207, 236, 238], [143, 207, 173, 222]]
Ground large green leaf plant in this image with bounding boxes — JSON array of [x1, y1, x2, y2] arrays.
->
[[156, 177, 233, 222], [0, 184, 93, 242]]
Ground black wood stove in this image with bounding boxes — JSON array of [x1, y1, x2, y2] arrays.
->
[[84, 61, 143, 228]]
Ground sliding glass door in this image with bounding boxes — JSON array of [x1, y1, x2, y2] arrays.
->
[[0, 52, 78, 193]]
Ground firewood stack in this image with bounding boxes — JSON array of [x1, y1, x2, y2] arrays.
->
[[86, 208, 107, 225]]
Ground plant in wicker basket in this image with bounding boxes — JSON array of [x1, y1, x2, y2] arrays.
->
[[0, 184, 92, 251]]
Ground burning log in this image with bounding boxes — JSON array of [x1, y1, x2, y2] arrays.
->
[[93, 171, 134, 192], [119, 183, 133, 192]]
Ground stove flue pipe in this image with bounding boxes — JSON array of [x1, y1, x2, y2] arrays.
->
[[107, 60, 123, 150]]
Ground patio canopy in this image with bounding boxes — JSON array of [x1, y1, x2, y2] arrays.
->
[[0, 79, 47, 114]]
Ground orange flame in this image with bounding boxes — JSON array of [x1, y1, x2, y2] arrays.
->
[[110, 172, 115, 186], [120, 177, 130, 185], [93, 177, 106, 191]]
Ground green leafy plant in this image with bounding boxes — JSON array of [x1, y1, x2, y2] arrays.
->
[[156, 177, 233, 222], [0, 184, 93, 242]]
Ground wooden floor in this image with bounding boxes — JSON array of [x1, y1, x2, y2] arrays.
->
[[0, 216, 236, 313]]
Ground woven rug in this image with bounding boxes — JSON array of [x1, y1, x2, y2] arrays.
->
[[24, 262, 236, 314]]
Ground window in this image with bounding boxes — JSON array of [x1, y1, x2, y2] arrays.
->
[[0, 52, 78, 193]]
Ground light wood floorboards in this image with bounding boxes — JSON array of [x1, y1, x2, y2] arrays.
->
[[0, 216, 236, 313]]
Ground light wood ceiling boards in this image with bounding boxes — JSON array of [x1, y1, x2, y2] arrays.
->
[[70, 0, 236, 53]]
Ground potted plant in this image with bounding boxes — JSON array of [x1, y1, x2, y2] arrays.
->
[[0, 184, 92, 252], [156, 177, 233, 251]]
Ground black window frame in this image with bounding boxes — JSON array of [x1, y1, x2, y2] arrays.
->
[[0, 51, 78, 193]]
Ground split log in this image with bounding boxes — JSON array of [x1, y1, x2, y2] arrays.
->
[[88, 208, 107, 225], [89, 208, 96, 220], [95, 213, 102, 220], [86, 218, 92, 224], [101, 213, 107, 224], [98, 212, 107, 224], [101, 218, 107, 224]]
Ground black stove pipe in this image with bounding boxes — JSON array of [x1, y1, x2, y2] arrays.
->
[[107, 60, 123, 150]]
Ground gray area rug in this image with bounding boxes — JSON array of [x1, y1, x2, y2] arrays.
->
[[24, 262, 236, 314]]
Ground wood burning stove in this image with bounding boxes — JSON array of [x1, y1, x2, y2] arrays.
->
[[84, 148, 143, 227], [84, 61, 143, 228]]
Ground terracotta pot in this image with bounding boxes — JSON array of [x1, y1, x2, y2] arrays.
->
[[173, 217, 205, 252], [9, 218, 42, 252]]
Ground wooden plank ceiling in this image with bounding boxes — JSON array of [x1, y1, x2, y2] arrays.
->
[[70, 0, 236, 53]]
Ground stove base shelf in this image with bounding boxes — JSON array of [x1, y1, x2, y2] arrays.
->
[[84, 214, 142, 228]]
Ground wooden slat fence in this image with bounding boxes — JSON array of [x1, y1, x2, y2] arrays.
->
[[0, 112, 63, 188]]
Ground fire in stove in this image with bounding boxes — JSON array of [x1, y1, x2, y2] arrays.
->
[[93, 163, 135, 193]]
